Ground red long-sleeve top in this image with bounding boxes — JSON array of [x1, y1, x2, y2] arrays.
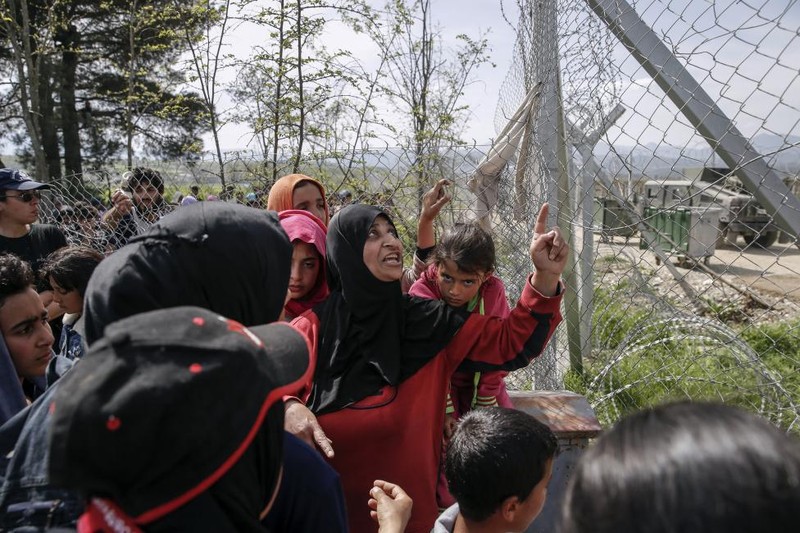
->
[[290, 277, 562, 533]]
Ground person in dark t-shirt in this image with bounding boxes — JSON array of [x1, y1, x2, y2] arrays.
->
[[0, 169, 68, 330]]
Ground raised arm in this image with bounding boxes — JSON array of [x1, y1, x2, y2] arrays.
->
[[400, 179, 451, 293], [529, 203, 567, 296], [416, 179, 451, 250], [446, 203, 568, 372], [101, 189, 134, 232]]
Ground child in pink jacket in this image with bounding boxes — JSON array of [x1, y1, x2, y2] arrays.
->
[[409, 222, 513, 508]]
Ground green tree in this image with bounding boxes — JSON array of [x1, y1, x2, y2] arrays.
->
[[0, 0, 59, 181], [0, 0, 209, 180], [83, 0, 208, 167], [370, 0, 492, 212], [180, 0, 235, 186], [229, 0, 373, 184]]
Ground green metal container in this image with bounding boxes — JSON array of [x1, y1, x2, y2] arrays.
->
[[641, 205, 721, 264]]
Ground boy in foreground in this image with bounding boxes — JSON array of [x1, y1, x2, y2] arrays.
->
[[435, 407, 557, 533]]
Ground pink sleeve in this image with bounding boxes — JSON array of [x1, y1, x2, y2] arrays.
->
[[480, 276, 511, 318], [409, 277, 438, 300], [400, 250, 430, 294], [288, 311, 321, 403], [409, 264, 441, 300]]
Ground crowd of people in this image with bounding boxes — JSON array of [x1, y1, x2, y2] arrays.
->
[[0, 165, 798, 533], [49, 169, 275, 255]]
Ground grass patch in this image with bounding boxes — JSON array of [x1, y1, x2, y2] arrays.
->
[[580, 289, 800, 431]]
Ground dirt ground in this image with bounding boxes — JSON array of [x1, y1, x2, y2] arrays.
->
[[593, 232, 800, 321], [710, 240, 800, 300]]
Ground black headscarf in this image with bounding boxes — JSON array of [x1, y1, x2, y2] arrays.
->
[[204, 404, 284, 532], [78, 202, 293, 531], [83, 202, 291, 345], [307, 204, 469, 415], [146, 404, 285, 533]]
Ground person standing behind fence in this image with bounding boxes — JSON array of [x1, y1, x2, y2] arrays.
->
[[180, 185, 200, 206], [62, 201, 111, 254], [560, 401, 800, 533], [102, 167, 173, 247], [40, 246, 103, 361], [267, 173, 330, 226], [409, 221, 513, 509]]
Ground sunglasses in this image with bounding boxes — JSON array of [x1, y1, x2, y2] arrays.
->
[[0, 190, 42, 203]]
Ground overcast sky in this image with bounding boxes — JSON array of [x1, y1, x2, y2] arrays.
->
[[209, 0, 799, 154], [209, 0, 521, 152], [4, 1, 794, 160]]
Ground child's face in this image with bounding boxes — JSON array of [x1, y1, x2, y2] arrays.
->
[[513, 457, 554, 531], [50, 276, 83, 315], [0, 287, 54, 379], [436, 259, 486, 308], [288, 242, 321, 301]]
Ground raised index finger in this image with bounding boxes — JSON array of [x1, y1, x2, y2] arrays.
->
[[534, 203, 550, 235]]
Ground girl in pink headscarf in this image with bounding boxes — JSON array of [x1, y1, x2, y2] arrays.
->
[[278, 210, 329, 321]]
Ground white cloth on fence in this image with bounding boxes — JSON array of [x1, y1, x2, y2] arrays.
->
[[467, 84, 541, 231]]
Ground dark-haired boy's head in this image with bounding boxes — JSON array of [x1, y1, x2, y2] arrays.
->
[[0, 253, 53, 379], [560, 401, 800, 533], [0, 253, 35, 306], [446, 407, 557, 531]]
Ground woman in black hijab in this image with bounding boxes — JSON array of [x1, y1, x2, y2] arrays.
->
[[83, 201, 290, 345], [289, 203, 568, 533], [75, 202, 294, 532], [1, 203, 323, 531]]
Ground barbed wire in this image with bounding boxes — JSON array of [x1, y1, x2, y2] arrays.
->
[[492, 0, 800, 429]]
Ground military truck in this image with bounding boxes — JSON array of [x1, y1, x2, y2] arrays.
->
[[686, 167, 780, 248]]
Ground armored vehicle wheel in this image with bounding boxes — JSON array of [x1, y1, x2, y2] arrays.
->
[[743, 230, 778, 248]]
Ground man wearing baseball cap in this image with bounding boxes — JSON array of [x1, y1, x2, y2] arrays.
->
[[0, 168, 67, 325]]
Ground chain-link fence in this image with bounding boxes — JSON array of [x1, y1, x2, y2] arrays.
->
[[29, 0, 800, 431], [493, 0, 800, 430]]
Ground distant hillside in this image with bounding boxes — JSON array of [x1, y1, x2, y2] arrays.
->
[[592, 133, 800, 179]]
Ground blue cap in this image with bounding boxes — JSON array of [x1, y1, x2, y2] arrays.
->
[[0, 168, 50, 191]]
